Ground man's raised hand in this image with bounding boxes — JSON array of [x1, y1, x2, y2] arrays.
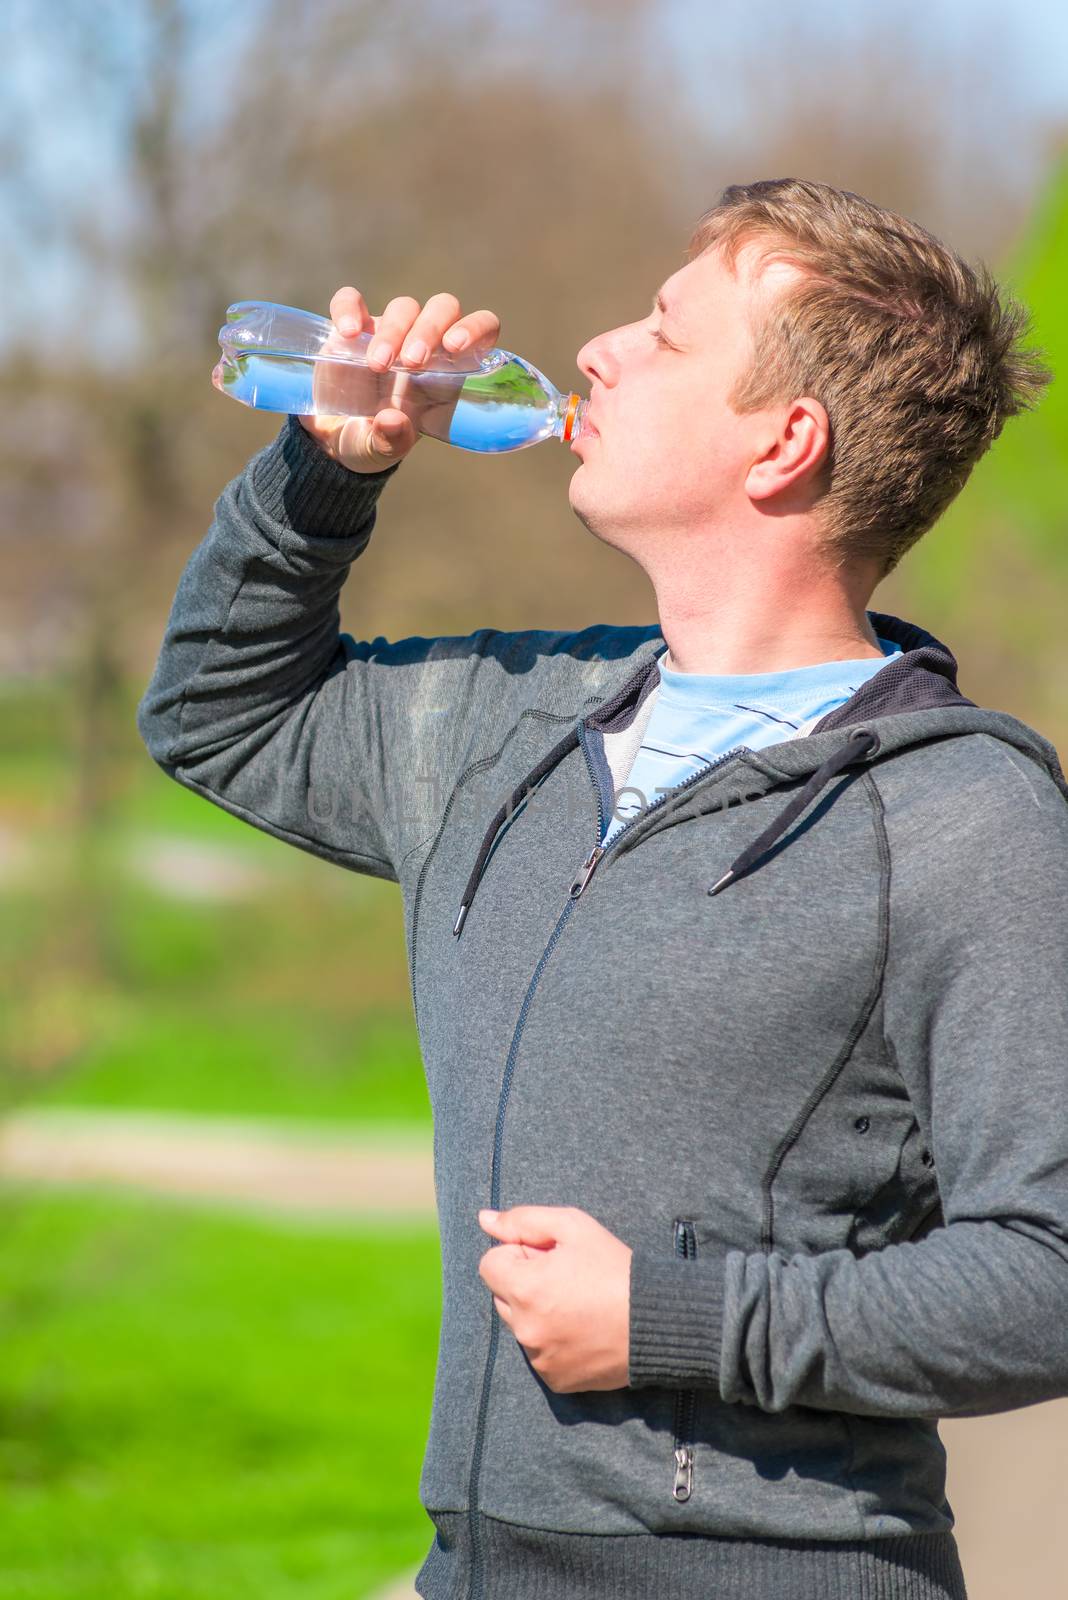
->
[[299, 287, 501, 474]]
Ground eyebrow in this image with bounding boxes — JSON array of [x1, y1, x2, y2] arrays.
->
[[651, 289, 685, 331]]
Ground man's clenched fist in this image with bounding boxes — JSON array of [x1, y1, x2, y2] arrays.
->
[[477, 1204, 633, 1394]]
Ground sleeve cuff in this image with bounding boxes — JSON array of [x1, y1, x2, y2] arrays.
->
[[628, 1243, 728, 1391], [248, 414, 401, 541]]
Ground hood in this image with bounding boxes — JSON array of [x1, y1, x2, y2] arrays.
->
[[734, 605, 1066, 795], [452, 610, 1068, 935]]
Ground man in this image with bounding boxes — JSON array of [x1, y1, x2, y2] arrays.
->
[[138, 179, 1067, 1600]]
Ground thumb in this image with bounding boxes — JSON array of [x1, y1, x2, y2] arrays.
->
[[478, 1206, 565, 1249], [370, 406, 415, 458]]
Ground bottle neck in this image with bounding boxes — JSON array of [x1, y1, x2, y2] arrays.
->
[[558, 392, 589, 443]]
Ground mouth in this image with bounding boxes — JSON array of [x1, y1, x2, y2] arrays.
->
[[570, 415, 599, 451]]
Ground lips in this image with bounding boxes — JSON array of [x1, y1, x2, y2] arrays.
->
[[570, 398, 599, 449]]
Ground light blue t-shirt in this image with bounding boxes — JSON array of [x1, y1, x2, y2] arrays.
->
[[600, 636, 903, 847]]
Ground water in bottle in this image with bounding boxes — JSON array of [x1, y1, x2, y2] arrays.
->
[[213, 301, 592, 454]]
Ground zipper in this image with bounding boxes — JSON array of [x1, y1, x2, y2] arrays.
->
[[569, 731, 752, 903], [569, 844, 604, 897], [671, 1217, 698, 1503], [466, 885, 582, 1600], [466, 738, 743, 1595]]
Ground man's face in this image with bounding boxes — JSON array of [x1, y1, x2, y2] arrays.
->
[[568, 242, 788, 554]]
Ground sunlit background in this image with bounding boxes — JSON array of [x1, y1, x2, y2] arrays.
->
[[1, 1, 1066, 1596]]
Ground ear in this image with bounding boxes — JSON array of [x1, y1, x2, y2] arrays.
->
[[744, 397, 829, 503]]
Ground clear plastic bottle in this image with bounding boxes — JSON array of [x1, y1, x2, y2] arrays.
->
[[212, 300, 592, 454]]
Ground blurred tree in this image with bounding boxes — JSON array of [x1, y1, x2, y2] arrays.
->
[[2, 0, 1061, 655], [0, 0, 1063, 914], [884, 145, 1068, 746]]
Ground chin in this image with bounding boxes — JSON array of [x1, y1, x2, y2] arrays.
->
[[567, 473, 596, 529], [567, 489, 628, 552]]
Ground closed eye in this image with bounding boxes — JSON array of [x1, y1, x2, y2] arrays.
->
[[649, 328, 675, 349]]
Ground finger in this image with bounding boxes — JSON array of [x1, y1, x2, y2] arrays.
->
[[396, 291, 462, 367], [329, 286, 373, 338], [478, 1249, 505, 1298], [442, 309, 502, 354], [479, 1206, 564, 1248], [492, 1294, 515, 1328], [478, 1241, 535, 1305], [367, 295, 421, 371]]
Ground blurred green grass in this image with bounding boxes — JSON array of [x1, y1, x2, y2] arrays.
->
[[0, 680, 442, 1596], [0, 1187, 438, 1599], [1, 677, 429, 1126]]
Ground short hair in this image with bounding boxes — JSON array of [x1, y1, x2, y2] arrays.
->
[[688, 178, 1052, 577]]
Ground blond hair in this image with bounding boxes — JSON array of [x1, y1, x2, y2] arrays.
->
[[688, 178, 1052, 576]]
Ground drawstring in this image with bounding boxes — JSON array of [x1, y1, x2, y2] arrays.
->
[[453, 723, 880, 935], [453, 649, 664, 937], [452, 724, 581, 938], [708, 727, 880, 897]]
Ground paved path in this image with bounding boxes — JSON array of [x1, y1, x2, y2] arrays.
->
[[1, 1107, 1065, 1600], [367, 1574, 420, 1600], [0, 1108, 435, 1218]]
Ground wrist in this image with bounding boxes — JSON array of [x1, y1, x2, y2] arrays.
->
[[249, 415, 399, 539], [628, 1244, 729, 1391]]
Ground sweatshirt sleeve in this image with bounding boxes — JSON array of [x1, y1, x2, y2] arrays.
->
[[628, 741, 1068, 1418], [136, 416, 451, 882]]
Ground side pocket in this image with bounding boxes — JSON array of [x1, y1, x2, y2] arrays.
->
[[671, 1216, 698, 1503]]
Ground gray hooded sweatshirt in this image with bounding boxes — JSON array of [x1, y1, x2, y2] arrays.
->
[[137, 417, 1068, 1600]]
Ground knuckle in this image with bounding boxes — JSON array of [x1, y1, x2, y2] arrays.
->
[[426, 291, 461, 316]]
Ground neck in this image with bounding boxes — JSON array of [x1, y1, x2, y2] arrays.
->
[[651, 537, 885, 676]]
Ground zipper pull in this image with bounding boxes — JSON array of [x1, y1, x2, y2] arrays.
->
[[568, 844, 605, 898], [672, 1445, 694, 1502]]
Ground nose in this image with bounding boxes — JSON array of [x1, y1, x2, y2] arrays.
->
[[576, 329, 617, 389]]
